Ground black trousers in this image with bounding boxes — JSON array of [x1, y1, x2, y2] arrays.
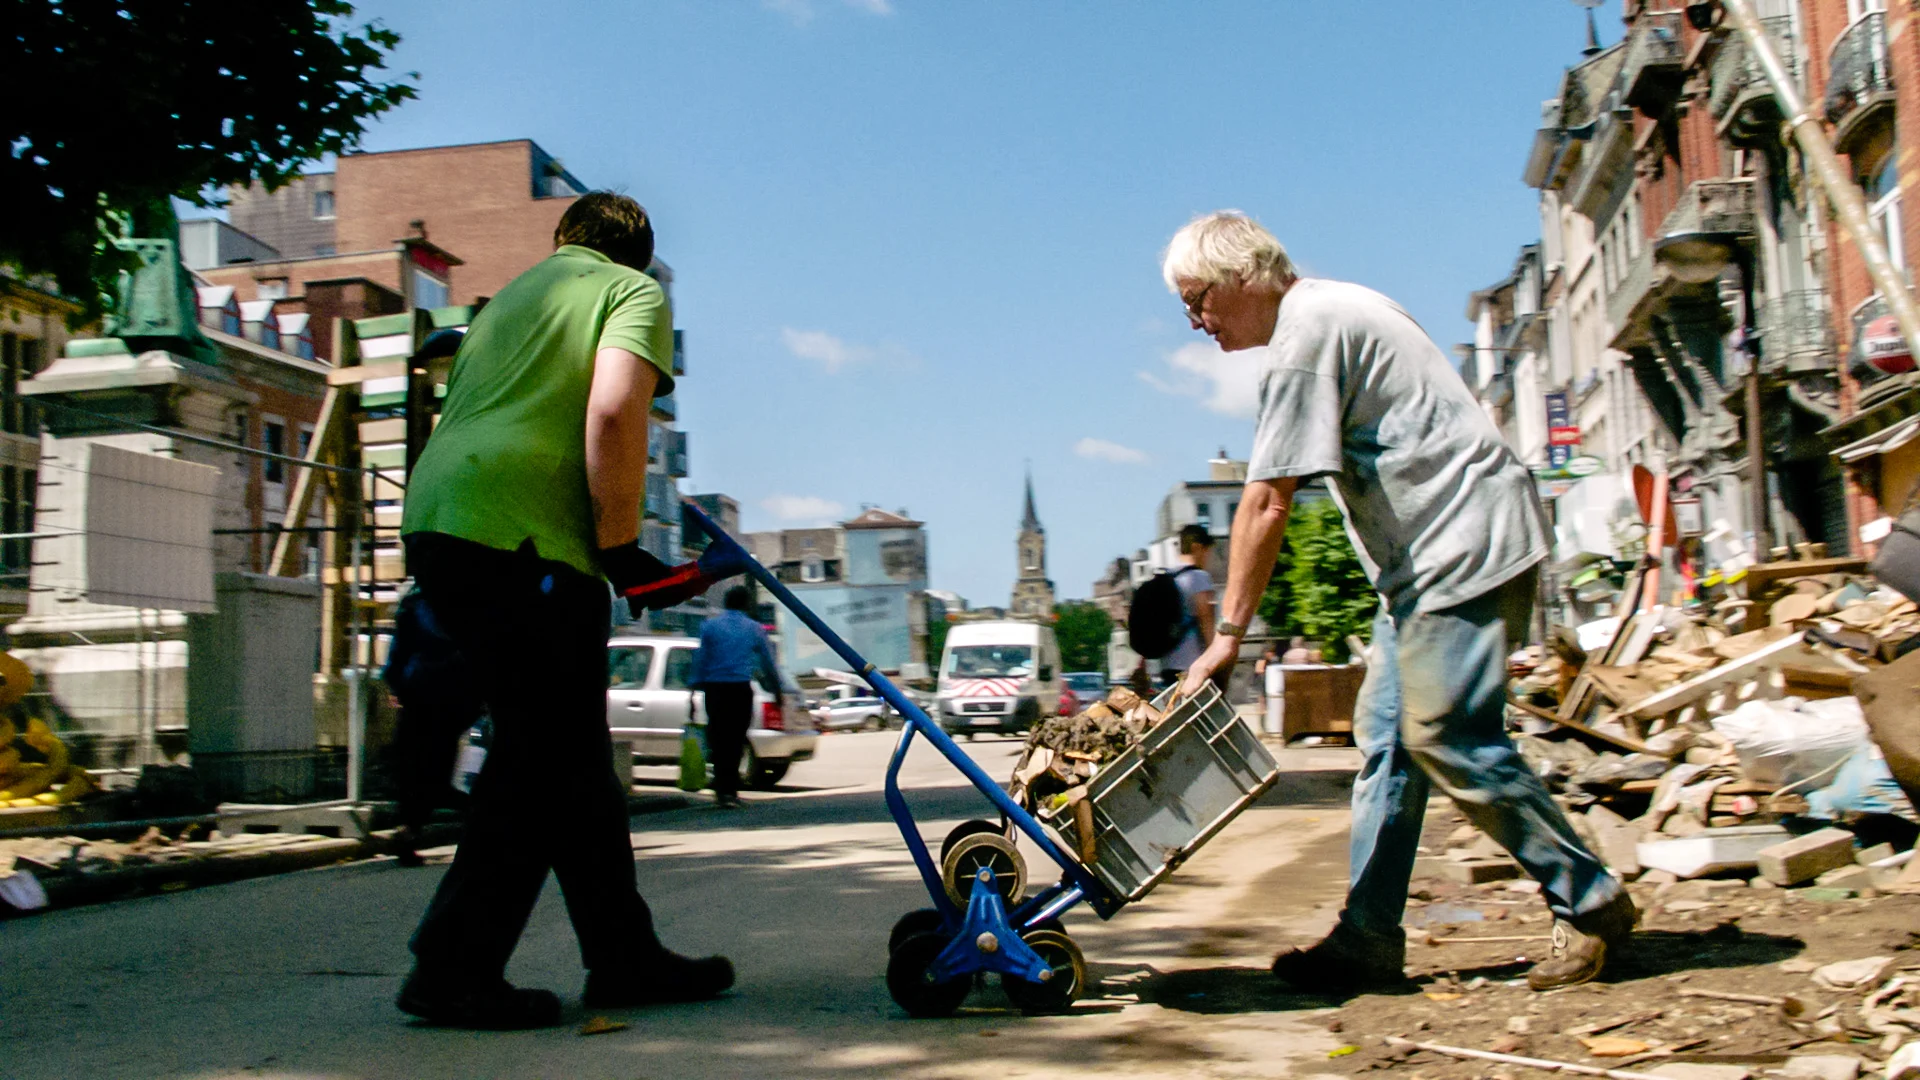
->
[[404, 533, 659, 980], [702, 682, 753, 798], [386, 590, 487, 832]]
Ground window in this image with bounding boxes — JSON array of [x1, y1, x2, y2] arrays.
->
[[1194, 503, 1212, 531], [801, 556, 826, 582], [256, 279, 289, 300], [1848, 0, 1887, 21], [1867, 152, 1904, 270], [313, 244, 335, 257], [661, 647, 698, 691], [263, 420, 286, 484], [608, 646, 653, 690], [412, 269, 449, 311], [313, 189, 335, 220]]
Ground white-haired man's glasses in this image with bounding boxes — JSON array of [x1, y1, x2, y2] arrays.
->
[[1182, 282, 1213, 326]]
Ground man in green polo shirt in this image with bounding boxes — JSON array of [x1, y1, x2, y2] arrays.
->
[[395, 193, 733, 1029]]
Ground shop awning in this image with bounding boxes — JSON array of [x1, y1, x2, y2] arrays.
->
[[1835, 412, 1920, 464]]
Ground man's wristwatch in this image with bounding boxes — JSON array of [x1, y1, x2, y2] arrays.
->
[[1215, 619, 1248, 638]]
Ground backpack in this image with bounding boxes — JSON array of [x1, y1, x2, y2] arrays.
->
[[1128, 566, 1203, 660]]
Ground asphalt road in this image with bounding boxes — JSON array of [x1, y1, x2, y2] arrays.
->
[[1, 731, 1363, 1080]]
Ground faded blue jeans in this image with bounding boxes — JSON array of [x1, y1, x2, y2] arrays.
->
[[1340, 567, 1620, 946]]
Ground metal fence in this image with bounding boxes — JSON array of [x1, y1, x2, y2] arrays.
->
[[0, 391, 398, 804]]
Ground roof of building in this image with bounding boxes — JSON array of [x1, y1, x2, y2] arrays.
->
[[844, 507, 921, 530]]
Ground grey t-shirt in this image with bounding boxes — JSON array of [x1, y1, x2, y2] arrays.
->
[[1163, 565, 1216, 671], [1248, 279, 1549, 614]]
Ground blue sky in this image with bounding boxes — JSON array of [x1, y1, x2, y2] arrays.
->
[[339, 0, 1618, 606]]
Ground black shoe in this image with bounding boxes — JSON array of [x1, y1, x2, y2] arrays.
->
[[390, 825, 425, 868], [1271, 926, 1406, 994], [713, 794, 746, 810], [583, 951, 736, 1008], [397, 972, 562, 1030]]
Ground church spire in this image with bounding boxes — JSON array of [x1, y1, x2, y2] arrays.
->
[[1021, 469, 1042, 533]]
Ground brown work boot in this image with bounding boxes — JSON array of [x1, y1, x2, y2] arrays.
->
[[1526, 891, 1638, 991], [1271, 925, 1406, 994]]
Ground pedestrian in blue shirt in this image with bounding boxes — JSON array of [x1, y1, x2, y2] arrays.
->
[[694, 586, 782, 808]]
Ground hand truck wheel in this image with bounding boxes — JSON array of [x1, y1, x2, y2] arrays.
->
[[939, 818, 1003, 861], [886, 932, 970, 1018], [888, 908, 944, 954], [1001, 928, 1086, 1015], [940, 831, 1026, 909]]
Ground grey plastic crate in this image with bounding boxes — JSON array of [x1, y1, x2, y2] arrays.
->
[[1048, 681, 1282, 903]]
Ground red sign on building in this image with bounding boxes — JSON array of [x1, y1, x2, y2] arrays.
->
[[1549, 425, 1582, 446]]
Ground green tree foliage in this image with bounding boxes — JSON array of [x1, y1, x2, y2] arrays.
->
[[923, 608, 950, 676], [1052, 602, 1113, 675], [2, 1, 417, 320], [1257, 498, 1374, 662]]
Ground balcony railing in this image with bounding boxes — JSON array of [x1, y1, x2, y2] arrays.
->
[[1621, 11, 1686, 113], [1607, 244, 1657, 334], [1667, 177, 1758, 237], [1826, 11, 1893, 137], [1710, 15, 1798, 127], [1759, 289, 1835, 373]]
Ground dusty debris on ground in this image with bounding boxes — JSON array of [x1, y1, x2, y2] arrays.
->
[[1319, 558, 1920, 1078]]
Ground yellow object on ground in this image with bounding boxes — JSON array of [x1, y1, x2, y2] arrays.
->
[[0, 651, 32, 711]]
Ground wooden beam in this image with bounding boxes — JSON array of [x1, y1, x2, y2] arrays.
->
[[268, 386, 344, 577], [1621, 631, 1809, 723], [1742, 557, 1869, 597], [326, 361, 408, 387], [1508, 695, 1658, 756]]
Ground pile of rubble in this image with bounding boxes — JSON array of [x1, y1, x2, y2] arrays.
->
[[1336, 559, 1920, 1079], [1007, 687, 1165, 811], [1494, 558, 1920, 900], [0, 825, 365, 914], [1006, 687, 1167, 862]]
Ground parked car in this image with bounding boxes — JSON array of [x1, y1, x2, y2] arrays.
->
[[1062, 671, 1107, 712], [815, 695, 896, 732], [605, 634, 817, 790]]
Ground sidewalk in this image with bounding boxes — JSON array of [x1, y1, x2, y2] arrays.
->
[[1, 753, 1362, 1080]]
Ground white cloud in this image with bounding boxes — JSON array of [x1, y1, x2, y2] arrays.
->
[[844, 0, 893, 12], [781, 327, 916, 374], [762, 494, 846, 523], [1074, 437, 1149, 465], [1139, 342, 1260, 419], [782, 328, 862, 372]]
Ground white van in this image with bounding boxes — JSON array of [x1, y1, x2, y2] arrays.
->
[[935, 620, 1062, 738]]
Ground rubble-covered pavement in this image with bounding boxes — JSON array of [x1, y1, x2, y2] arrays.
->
[[1328, 805, 1920, 1080], [1323, 557, 1920, 1080]]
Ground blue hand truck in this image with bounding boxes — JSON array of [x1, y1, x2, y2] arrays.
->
[[682, 502, 1281, 1017]]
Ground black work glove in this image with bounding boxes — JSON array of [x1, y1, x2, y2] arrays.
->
[[599, 542, 675, 617]]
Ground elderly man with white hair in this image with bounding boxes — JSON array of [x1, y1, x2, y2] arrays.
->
[[1164, 211, 1636, 993]]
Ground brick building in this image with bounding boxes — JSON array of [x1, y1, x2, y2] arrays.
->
[[1801, 0, 1920, 542], [224, 138, 694, 617], [229, 140, 587, 307]]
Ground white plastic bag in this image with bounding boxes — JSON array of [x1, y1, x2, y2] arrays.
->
[[1709, 696, 1868, 787]]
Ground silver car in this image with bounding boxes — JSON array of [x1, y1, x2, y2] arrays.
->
[[606, 634, 817, 789], [814, 695, 897, 732]]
